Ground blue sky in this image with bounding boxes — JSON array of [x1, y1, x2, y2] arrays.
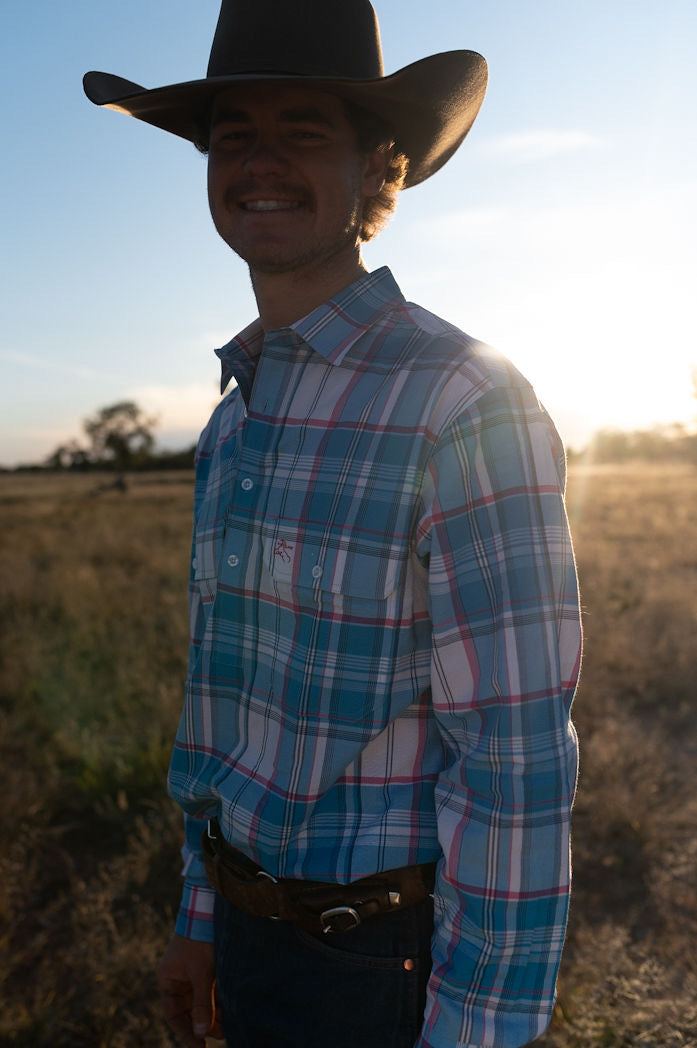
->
[[2, 1, 696, 466]]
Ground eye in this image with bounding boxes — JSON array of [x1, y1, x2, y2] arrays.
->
[[290, 128, 327, 142], [212, 128, 252, 147]]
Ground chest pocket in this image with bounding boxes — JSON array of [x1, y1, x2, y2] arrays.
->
[[264, 528, 407, 603]]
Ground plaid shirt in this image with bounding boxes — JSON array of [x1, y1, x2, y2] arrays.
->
[[168, 267, 581, 1047]]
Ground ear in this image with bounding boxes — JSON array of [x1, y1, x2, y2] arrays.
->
[[361, 143, 392, 198]]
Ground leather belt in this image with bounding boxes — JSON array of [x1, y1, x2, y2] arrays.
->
[[202, 820, 436, 935]]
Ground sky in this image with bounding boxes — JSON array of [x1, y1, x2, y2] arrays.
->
[[2, 1, 696, 467]]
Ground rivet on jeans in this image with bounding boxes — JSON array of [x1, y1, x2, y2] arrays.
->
[[403, 958, 415, 971]]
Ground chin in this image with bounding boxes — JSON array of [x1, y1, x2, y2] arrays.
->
[[239, 253, 297, 275], [224, 236, 298, 272]]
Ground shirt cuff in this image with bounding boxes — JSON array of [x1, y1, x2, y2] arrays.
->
[[175, 881, 217, 942]]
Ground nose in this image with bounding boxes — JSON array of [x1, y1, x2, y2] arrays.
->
[[242, 134, 289, 177]]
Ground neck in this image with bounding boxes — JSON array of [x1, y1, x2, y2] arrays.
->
[[251, 250, 368, 331]]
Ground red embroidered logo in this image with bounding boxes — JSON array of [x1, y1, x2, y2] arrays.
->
[[273, 539, 294, 564]]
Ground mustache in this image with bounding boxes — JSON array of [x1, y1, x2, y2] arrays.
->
[[224, 181, 313, 207]]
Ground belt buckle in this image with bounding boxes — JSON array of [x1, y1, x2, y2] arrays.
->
[[320, 905, 361, 935]]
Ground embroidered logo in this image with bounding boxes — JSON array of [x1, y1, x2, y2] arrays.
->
[[273, 539, 294, 564]]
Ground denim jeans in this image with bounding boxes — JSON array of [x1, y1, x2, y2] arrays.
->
[[213, 892, 434, 1048]]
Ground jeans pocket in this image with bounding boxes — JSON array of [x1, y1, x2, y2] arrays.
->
[[293, 925, 410, 970], [293, 897, 433, 971], [215, 896, 432, 1048]]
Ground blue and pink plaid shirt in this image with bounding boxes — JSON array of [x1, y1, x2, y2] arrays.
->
[[168, 267, 581, 1047]]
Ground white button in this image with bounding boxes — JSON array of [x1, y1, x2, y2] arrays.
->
[[311, 564, 323, 579], [227, 554, 240, 568], [241, 477, 253, 492], [192, 557, 198, 570]]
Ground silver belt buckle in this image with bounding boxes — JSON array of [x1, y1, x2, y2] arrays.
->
[[320, 905, 361, 934]]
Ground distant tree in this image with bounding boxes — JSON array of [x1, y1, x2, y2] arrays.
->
[[584, 423, 697, 465], [586, 428, 631, 463], [83, 401, 158, 470], [153, 444, 197, 470], [45, 440, 92, 471]]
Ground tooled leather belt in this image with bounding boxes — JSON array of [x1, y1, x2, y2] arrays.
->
[[201, 820, 436, 935]]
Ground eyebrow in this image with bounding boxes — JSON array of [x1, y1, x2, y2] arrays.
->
[[279, 107, 335, 128], [211, 105, 336, 129]]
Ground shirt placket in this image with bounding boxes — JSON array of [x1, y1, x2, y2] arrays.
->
[[217, 336, 304, 641]]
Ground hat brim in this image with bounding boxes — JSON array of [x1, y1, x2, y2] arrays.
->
[[83, 51, 487, 188]]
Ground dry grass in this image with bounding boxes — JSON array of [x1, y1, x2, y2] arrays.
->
[[1, 464, 696, 1047], [538, 464, 697, 1048], [0, 472, 191, 1047]]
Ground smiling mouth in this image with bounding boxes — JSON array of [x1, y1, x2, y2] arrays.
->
[[239, 200, 302, 212]]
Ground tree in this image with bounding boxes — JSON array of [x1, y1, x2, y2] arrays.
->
[[83, 401, 158, 470], [45, 440, 92, 471]]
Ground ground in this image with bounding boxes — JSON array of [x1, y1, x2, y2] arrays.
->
[[1, 464, 695, 1047]]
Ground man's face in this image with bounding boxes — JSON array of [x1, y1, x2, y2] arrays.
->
[[207, 83, 386, 278]]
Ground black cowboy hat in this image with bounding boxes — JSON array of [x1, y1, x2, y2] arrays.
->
[[83, 0, 487, 188]]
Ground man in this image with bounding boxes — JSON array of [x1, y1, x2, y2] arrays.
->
[[84, 2, 581, 1046]]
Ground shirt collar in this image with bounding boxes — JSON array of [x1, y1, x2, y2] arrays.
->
[[215, 267, 404, 395]]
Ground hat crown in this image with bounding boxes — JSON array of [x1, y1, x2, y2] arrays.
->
[[207, 0, 384, 81]]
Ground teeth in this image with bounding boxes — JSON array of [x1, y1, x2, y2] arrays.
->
[[242, 200, 300, 211]]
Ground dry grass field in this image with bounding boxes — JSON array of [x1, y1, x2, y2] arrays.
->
[[1, 463, 696, 1047]]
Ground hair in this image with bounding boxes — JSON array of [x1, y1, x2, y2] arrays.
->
[[192, 93, 409, 243], [340, 98, 409, 242]]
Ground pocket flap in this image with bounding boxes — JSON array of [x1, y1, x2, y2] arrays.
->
[[265, 529, 406, 600]]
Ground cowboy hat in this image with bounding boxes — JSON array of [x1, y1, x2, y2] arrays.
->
[[83, 0, 487, 188]]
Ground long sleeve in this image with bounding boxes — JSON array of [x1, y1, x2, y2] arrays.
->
[[173, 501, 221, 943], [174, 813, 217, 941], [416, 384, 581, 1047]]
